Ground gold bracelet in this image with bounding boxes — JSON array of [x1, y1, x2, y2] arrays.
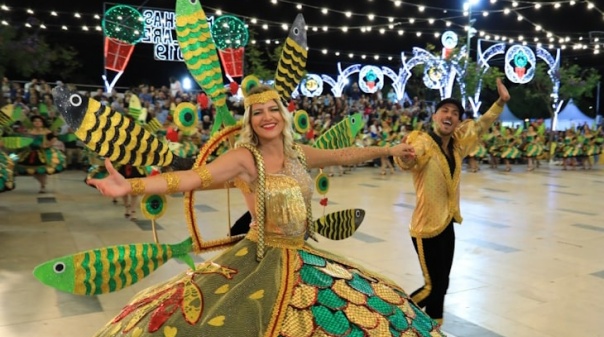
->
[[192, 165, 213, 189], [129, 178, 145, 195], [161, 172, 181, 194]]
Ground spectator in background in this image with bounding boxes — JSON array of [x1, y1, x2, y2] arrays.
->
[[169, 76, 182, 97]]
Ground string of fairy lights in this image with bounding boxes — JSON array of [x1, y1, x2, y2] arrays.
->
[[0, 1, 602, 59]]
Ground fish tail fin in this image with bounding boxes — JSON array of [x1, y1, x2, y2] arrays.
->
[[172, 237, 195, 270], [210, 106, 236, 135], [176, 255, 196, 270]]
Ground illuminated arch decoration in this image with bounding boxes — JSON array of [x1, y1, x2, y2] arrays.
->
[[299, 74, 324, 97], [400, 47, 461, 101], [472, 40, 561, 121], [301, 63, 406, 101], [359, 65, 384, 94], [504, 45, 536, 84]]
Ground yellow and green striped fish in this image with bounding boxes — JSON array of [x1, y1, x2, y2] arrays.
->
[[175, 0, 236, 134], [52, 86, 194, 170], [33, 238, 194, 295], [312, 208, 365, 240], [274, 14, 307, 101], [312, 113, 364, 150]]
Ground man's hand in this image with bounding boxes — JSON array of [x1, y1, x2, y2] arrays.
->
[[390, 143, 416, 162], [496, 78, 510, 106]]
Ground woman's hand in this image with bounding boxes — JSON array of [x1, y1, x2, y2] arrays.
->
[[389, 143, 416, 161], [87, 158, 131, 198]]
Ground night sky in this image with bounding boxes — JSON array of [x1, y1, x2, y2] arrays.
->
[[2, 0, 603, 92]]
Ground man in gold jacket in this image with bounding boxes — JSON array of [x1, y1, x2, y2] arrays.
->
[[394, 78, 510, 324]]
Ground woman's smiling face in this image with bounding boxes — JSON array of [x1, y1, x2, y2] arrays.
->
[[250, 100, 284, 142]]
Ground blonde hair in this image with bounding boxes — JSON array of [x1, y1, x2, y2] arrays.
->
[[235, 85, 297, 158]]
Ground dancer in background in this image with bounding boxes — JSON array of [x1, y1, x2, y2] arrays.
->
[[15, 115, 65, 193]]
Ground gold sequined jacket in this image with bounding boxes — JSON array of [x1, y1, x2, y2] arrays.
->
[[395, 103, 503, 238]]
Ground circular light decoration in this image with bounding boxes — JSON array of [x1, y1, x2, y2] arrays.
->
[[358, 65, 384, 94], [505, 45, 536, 84], [210, 15, 249, 50], [173, 102, 198, 134], [299, 74, 324, 97], [423, 59, 447, 90], [102, 5, 145, 44], [140, 194, 167, 220], [293, 109, 310, 133], [441, 31, 458, 49]]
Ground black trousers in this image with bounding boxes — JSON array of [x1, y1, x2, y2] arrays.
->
[[410, 221, 455, 320]]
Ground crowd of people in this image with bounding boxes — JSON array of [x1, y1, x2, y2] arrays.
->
[[1, 76, 602, 196]]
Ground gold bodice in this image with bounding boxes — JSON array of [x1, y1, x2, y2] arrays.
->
[[235, 156, 313, 238]]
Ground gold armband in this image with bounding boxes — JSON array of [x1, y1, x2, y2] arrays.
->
[[161, 172, 181, 194], [192, 165, 213, 189], [129, 178, 145, 195]]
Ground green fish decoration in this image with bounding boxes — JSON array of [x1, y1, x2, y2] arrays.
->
[[33, 238, 195, 295], [312, 113, 364, 149], [175, 0, 236, 134]]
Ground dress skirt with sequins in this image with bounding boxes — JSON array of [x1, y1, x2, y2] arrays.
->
[[92, 232, 443, 337]]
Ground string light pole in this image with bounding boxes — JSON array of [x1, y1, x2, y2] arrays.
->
[[463, 0, 479, 114], [464, 0, 479, 61]]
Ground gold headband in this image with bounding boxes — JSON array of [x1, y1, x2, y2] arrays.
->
[[244, 90, 281, 110]]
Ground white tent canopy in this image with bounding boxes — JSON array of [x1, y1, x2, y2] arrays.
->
[[499, 104, 524, 127], [554, 99, 594, 130]]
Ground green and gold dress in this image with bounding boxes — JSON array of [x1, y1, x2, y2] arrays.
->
[[93, 147, 443, 337]]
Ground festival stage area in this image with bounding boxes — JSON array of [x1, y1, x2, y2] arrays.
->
[[1, 164, 603, 337]]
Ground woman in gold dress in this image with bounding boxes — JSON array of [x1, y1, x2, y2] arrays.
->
[[88, 85, 443, 337]]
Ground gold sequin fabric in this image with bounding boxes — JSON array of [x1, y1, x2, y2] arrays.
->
[[161, 172, 180, 194], [395, 102, 503, 238], [192, 165, 213, 189], [244, 157, 313, 238], [129, 178, 145, 196]]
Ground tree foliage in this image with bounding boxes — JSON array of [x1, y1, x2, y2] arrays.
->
[[508, 62, 600, 119], [243, 29, 284, 81], [0, 26, 81, 82]]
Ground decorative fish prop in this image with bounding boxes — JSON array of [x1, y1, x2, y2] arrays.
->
[[274, 14, 307, 101], [33, 238, 195, 295], [312, 208, 365, 240], [175, 0, 236, 134], [52, 86, 194, 170], [312, 113, 364, 149]]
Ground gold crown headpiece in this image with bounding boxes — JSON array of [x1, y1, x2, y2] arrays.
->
[[244, 90, 281, 110]]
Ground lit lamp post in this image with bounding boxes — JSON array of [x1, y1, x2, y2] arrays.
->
[[464, 0, 479, 116], [464, 0, 479, 60]]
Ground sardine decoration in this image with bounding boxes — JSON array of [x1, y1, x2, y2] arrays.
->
[[274, 14, 307, 102], [33, 238, 194, 295], [175, 0, 236, 134], [52, 86, 194, 170], [312, 113, 364, 150], [312, 209, 365, 240]]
